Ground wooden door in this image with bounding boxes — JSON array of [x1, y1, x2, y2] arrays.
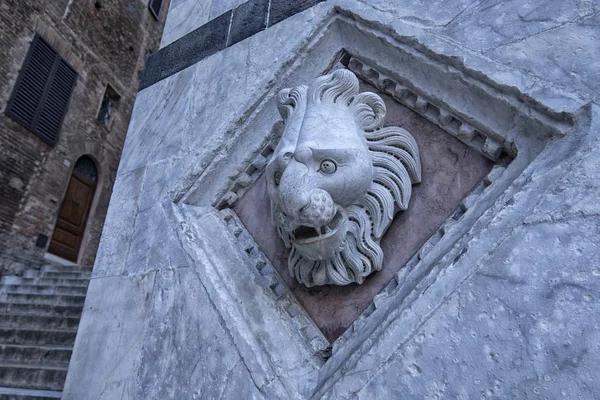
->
[[48, 170, 96, 262]]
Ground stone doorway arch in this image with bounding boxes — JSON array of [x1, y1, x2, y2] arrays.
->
[[47, 155, 99, 263]]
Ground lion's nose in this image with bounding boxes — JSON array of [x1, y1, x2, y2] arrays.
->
[[299, 189, 336, 227]]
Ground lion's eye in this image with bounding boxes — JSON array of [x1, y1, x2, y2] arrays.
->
[[274, 171, 282, 185], [319, 159, 337, 174]]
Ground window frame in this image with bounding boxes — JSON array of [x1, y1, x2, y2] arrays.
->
[[96, 84, 121, 129], [5, 34, 78, 147], [148, 0, 163, 20]]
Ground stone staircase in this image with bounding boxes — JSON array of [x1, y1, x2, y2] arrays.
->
[[0, 263, 91, 399]]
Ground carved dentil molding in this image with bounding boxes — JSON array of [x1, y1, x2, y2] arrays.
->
[[266, 69, 422, 287]]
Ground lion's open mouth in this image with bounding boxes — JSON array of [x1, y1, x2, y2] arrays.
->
[[292, 208, 345, 243]]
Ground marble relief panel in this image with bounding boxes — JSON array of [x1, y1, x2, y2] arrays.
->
[[234, 80, 494, 341]]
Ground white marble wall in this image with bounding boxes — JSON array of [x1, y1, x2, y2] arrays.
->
[[161, 0, 599, 101], [160, 0, 212, 48], [64, 0, 600, 398]]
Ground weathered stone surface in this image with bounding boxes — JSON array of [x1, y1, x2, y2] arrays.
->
[[140, 10, 230, 90], [269, 0, 326, 26], [246, 5, 326, 94], [160, 0, 212, 48], [0, 253, 38, 277], [63, 272, 156, 399], [91, 167, 145, 278], [347, 219, 600, 398], [121, 67, 196, 174], [228, 0, 269, 47], [171, 207, 324, 398], [486, 16, 600, 102], [125, 203, 189, 275], [126, 41, 252, 176], [134, 267, 263, 399], [439, 0, 598, 53]]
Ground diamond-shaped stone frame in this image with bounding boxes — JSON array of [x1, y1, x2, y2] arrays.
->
[[165, 8, 580, 399]]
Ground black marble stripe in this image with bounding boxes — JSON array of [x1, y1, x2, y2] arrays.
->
[[270, 0, 323, 26], [139, 0, 326, 90]]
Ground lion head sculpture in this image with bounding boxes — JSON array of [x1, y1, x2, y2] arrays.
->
[[265, 69, 421, 287]]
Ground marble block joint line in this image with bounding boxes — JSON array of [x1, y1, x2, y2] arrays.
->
[[139, 0, 326, 90]]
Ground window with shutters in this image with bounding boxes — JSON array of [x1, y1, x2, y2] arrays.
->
[[5, 34, 77, 147], [148, 0, 163, 20]]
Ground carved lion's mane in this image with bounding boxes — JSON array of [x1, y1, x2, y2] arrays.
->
[[273, 69, 421, 286]]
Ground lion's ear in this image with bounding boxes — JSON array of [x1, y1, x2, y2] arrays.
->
[[351, 92, 386, 131], [277, 85, 307, 121]]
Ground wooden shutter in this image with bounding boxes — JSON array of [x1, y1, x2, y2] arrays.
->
[[5, 34, 77, 147], [148, 0, 163, 20]]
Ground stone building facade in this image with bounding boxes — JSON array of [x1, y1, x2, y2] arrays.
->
[[0, 0, 169, 269]]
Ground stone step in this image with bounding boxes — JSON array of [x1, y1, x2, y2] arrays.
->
[[39, 264, 92, 274], [0, 345, 71, 368], [0, 328, 76, 347], [0, 303, 83, 318], [21, 271, 90, 280], [0, 314, 80, 331], [0, 294, 85, 307], [0, 386, 62, 399], [0, 277, 89, 288], [0, 263, 87, 394], [0, 363, 67, 391], [0, 285, 87, 296]]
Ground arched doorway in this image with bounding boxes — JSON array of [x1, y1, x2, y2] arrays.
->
[[48, 155, 98, 263]]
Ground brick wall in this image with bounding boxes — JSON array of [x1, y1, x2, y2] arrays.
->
[[0, 0, 169, 267]]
